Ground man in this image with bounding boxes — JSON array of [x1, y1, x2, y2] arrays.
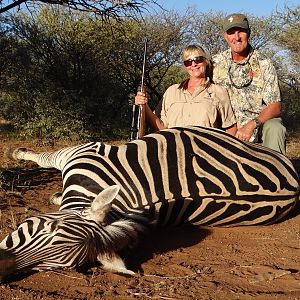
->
[[213, 13, 286, 154]]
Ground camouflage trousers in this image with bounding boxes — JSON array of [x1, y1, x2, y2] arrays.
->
[[259, 118, 286, 155]]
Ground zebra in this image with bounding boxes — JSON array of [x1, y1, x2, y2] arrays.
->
[[0, 126, 299, 282]]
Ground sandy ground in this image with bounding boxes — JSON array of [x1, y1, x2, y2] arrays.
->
[[0, 138, 299, 300]]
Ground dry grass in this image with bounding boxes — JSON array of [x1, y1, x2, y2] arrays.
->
[[287, 132, 300, 158]]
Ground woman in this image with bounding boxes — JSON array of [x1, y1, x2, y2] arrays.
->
[[135, 44, 237, 135]]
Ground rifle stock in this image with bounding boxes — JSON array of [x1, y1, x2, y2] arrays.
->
[[138, 104, 146, 138]]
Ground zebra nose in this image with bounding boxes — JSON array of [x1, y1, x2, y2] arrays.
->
[[0, 249, 16, 283]]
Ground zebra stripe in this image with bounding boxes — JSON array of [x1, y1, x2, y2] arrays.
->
[[10, 126, 299, 224], [1, 126, 299, 280]]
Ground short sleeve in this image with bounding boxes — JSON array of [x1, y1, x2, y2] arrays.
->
[[261, 60, 281, 105], [214, 85, 237, 128]]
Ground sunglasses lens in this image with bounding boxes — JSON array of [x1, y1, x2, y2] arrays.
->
[[184, 56, 205, 67], [184, 60, 192, 67], [195, 56, 205, 63]]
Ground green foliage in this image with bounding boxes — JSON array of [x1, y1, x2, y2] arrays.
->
[[271, 5, 300, 130], [273, 5, 300, 67], [281, 84, 300, 130], [0, 6, 196, 141], [0, 88, 89, 139], [0, 6, 299, 141], [21, 92, 91, 141], [0, 7, 134, 141]]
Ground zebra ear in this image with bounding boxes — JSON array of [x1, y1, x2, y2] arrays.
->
[[90, 185, 120, 223]]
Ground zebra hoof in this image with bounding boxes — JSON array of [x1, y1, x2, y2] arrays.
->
[[49, 192, 63, 205], [4, 147, 28, 161]]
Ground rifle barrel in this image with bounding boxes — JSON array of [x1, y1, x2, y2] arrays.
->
[[130, 37, 148, 141], [137, 38, 148, 139]]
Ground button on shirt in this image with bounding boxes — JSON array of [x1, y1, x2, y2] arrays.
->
[[155, 82, 236, 129]]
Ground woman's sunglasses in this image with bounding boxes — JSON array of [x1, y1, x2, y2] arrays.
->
[[183, 56, 206, 67]]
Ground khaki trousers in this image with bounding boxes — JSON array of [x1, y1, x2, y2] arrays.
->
[[261, 118, 286, 155]]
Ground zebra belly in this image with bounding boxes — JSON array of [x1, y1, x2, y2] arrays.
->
[[151, 195, 297, 227]]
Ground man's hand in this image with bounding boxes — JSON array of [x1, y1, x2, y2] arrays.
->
[[235, 102, 282, 142], [235, 120, 256, 142]]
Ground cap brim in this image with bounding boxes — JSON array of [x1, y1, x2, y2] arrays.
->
[[224, 23, 249, 32]]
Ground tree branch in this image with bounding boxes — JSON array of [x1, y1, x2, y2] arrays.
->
[[0, 0, 158, 17]]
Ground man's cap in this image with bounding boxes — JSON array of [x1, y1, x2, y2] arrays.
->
[[223, 13, 250, 32]]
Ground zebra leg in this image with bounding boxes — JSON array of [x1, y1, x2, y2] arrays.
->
[[6, 147, 62, 169], [97, 253, 135, 275], [5, 147, 28, 162], [6, 143, 96, 171]]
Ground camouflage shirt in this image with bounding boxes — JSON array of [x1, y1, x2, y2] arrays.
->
[[212, 47, 281, 128]]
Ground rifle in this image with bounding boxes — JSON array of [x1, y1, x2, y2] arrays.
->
[[130, 38, 147, 141]]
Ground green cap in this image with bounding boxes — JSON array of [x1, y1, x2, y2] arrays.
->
[[223, 13, 250, 32]]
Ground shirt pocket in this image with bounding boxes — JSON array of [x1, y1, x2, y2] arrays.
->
[[168, 98, 218, 127]]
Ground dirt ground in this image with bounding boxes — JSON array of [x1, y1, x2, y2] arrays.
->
[[0, 137, 300, 300]]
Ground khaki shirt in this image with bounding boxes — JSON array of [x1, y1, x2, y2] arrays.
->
[[212, 48, 281, 128], [155, 82, 236, 129]]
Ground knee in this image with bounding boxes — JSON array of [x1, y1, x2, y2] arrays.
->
[[261, 118, 286, 154], [263, 118, 286, 137]]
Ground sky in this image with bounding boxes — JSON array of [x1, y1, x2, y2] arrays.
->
[[156, 0, 298, 17]]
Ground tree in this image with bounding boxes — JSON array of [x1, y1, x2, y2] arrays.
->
[[106, 10, 193, 104], [0, 7, 192, 140], [1, 7, 118, 140], [274, 5, 300, 65], [2, 6, 299, 140], [273, 5, 300, 87], [271, 5, 300, 130], [0, 0, 158, 17]]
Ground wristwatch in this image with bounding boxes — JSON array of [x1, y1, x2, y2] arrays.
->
[[253, 117, 262, 129]]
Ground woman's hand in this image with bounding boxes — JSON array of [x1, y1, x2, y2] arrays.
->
[[135, 91, 148, 105]]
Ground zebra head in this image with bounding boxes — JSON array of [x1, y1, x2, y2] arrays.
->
[[0, 185, 144, 282]]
